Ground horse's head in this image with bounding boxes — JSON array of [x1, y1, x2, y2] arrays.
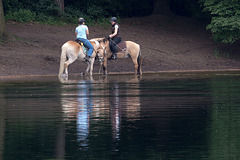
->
[[98, 37, 109, 49], [96, 37, 112, 62], [96, 49, 104, 64]]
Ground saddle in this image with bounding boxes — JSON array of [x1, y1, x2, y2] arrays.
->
[[75, 39, 88, 54], [115, 41, 126, 52]]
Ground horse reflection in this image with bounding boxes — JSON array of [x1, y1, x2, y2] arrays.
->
[[110, 82, 121, 141], [60, 75, 141, 149], [60, 76, 110, 147], [125, 76, 141, 121], [60, 78, 95, 148], [76, 81, 93, 146], [109, 76, 141, 152]]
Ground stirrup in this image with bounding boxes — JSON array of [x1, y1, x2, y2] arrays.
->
[[111, 54, 117, 60], [84, 55, 90, 62]]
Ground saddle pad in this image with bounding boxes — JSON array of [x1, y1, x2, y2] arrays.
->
[[116, 41, 126, 52], [75, 39, 87, 54]]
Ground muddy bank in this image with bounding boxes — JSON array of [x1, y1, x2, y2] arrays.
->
[[0, 15, 240, 77]]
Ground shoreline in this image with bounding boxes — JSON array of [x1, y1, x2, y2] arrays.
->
[[1, 17, 240, 79], [1, 69, 240, 80]]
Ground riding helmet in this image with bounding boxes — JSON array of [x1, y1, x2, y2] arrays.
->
[[78, 18, 85, 24], [110, 17, 117, 22]]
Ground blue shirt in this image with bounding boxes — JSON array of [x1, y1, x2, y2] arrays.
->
[[75, 25, 88, 39]]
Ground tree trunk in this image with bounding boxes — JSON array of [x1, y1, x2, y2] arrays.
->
[[0, 0, 5, 40], [152, 0, 172, 15], [54, 0, 64, 11]]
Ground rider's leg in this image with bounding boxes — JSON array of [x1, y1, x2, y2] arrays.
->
[[111, 37, 122, 59], [84, 40, 94, 57], [78, 38, 94, 61]]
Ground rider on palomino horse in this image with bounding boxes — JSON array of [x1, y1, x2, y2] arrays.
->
[[75, 17, 93, 62], [109, 17, 121, 60]]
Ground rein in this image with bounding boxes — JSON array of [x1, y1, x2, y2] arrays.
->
[[109, 39, 126, 52]]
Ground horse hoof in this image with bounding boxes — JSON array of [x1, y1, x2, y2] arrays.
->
[[82, 72, 89, 76], [58, 74, 69, 82], [59, 74, 68, 78]]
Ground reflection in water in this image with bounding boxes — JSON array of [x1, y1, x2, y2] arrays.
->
[[1, 73, 240, 160], [77, 81, 93, 147], [0, 93, 5, 160], [209, 78, 240, 160], [110, 82, 120, 142], [125, 78, 141, 121], [60, 75, 141, 152]]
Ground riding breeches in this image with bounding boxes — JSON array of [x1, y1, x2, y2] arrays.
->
[[77, 38, 94, 57], [110, 36, 122, 54]]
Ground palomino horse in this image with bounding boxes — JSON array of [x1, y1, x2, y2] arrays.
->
[[58, 39, 100, 77], [97, 37, 142, 75]]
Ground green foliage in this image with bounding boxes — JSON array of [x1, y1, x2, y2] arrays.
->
[[2, 0, 22, 13], [33, 0, 61, 17], [63, 6, 86, 23], [5, 9, 35, 22], [64, 0, 152, 17], [2, 0, 123, 25], [200, 0, 240, 43], [87, 5, 109, 19], [3, 0, 63, 24]]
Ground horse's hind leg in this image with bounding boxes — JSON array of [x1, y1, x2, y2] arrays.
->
[[137, 53, 142, 75], [131, 58, 139, 75], [64, 57, 77, 76]]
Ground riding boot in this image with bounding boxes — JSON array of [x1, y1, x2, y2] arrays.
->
[[110, 53, 117, 60], [112, 54, 117, 60]]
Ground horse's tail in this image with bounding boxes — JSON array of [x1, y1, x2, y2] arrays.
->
[[58, 44, 67, 77], [137, 45, 142, 75]]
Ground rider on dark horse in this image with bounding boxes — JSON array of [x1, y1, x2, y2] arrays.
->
[[108, 17, 122, 60]]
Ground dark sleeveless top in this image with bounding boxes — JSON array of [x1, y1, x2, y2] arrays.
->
[[111, 23, 120, 38]]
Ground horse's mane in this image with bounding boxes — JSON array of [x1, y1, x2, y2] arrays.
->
[[98, 37, 109, 44]]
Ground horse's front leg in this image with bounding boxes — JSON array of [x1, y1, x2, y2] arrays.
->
[[84, 58, 95, 76], [98, 58, 103, 74], [89, 58, 95, 76], [103, 57, 108, 75], [84, 61, 90, 75]]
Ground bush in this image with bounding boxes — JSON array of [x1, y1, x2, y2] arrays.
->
[[63, 6, 86, 24], [87, 5, 109, 19], [5, 9, 36, 22], [2, 0, 22, 13], [2, 0, 140, 25], [201, 0, 240, 43], [33, 0, 61, 17]]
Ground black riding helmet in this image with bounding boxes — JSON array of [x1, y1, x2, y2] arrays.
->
[[78, 18, 85, 24], [110, 17, 117, 22]]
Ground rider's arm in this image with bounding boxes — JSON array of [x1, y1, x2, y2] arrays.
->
[[75, 31, 77, 38], [109, 27, 118, 38], [86, 28, 90, 39]]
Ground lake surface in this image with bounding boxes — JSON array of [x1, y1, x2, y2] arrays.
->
[[0, 72, 240, 160]]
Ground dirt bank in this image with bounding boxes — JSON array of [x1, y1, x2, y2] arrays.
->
[[0, 15, 240, 77]]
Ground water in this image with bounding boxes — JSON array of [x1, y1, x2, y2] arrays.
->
[[0, 72, 240, 160]]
